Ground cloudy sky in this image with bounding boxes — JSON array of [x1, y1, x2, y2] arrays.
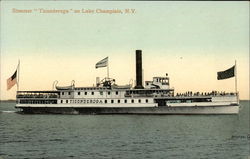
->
[[1, 1, 249, 100]]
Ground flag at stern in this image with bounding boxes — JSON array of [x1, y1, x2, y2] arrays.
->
[[7, 70, 17, 90]]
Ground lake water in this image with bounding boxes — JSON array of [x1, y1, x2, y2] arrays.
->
[[0, 101, 249, 159]]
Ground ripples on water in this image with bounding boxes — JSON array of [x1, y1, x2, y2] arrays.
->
[[0, 101, 249, 159]]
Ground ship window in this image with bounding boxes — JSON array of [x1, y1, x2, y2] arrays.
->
[[138, 99, 141, 103], [66, 100, 68, 103], [85, 92, 87, 95], [108, 92, 111, 95], [105, 100, 107, 103], [61, 100, 63, 103], [118, 100, 120, 103], [116, 91, 118, 95], [124, 99, 127, 103], [111, 100, 114, 103], [68, 92, 71, 95], [62, 92, 64, 95], [92, 92, 94, 95], [132, 99, 134, 103], [100, 91, 103, 95], [146, 99, 148, 103], [78, 92, 80, 95]]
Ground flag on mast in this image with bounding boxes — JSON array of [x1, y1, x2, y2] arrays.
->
[[217, 65, 235, 80], [7, 70, 18, 90], [95, 57, 108, 69]]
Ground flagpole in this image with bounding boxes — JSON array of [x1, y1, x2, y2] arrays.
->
[[107, 57, 109, 78], [17, 60, 20, 92], [235, 60, 238, 103]]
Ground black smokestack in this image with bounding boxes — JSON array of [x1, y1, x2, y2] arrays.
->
[[135, 50, 144, 89]]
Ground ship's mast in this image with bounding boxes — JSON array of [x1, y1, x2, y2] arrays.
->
[[235, 60, 238, 103], [107, 59, 109, 78], [17, 59, 20, 92]]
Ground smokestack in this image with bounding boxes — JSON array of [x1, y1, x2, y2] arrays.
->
[[134, 50, 144, 89]]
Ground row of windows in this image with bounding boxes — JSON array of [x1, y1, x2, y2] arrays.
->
[[62, 99, 149, 104], [75, 87, 106, 90], [166, 98, 212, 103], [106, 99, 148, 104], [19, 100, 57, 104], [62, 91, 120, 96]]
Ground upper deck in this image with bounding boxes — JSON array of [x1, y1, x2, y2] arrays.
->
[[16, 91, 60, 104], [17, 91, 60, 98]]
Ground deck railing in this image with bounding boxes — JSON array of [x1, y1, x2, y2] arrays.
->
[[16, 91, 59, 99]]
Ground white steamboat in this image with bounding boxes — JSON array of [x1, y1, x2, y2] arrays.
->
[[16, 50, 239, 114]]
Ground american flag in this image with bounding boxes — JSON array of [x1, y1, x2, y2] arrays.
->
[[7, 70, 17, 90], [95, 57, 108, 69]]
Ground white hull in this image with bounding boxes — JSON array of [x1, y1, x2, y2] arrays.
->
[[16, 105, 239, 115]]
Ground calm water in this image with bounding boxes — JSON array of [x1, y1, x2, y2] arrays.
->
[[0, 101, 249, 159]]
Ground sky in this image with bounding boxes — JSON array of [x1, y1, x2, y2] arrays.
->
[[0, 1, 249, 100]]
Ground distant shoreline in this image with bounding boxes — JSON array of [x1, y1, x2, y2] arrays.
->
[[0, 100, 16, 102]]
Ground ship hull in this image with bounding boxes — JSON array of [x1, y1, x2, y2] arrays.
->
[[16, 105, 239, 115]]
